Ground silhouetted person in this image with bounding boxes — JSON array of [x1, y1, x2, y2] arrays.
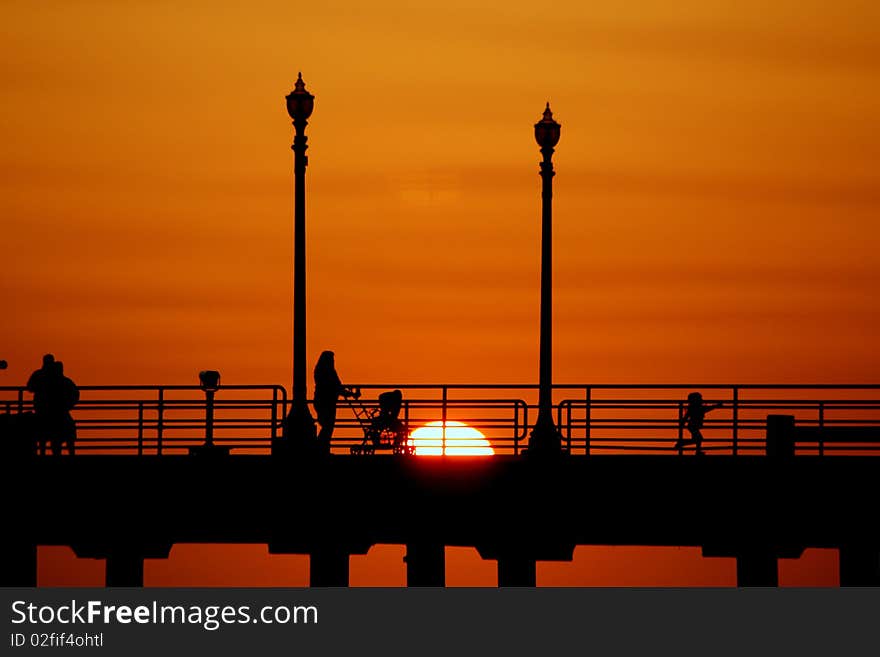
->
[[313, 351, 356, 452], [675, 392, 722, 456], [26, 354, 55, 455], [41, 361, 79, 456], [26, 354, 54, 399]]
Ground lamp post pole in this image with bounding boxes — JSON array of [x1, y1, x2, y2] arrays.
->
[[283, 73, 317, 448], [204, 388, 215, 448], [529, 103, 562, 454]]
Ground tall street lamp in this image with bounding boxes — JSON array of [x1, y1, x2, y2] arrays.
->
[[282, 72, 317, 451], [529, 103, 562, 455]]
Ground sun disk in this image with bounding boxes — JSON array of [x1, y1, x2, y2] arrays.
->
[[409, 421, 494, 456]]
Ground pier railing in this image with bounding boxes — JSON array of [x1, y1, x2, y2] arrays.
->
[[0, 385, 286, 456], [1, 384, 878, 456]]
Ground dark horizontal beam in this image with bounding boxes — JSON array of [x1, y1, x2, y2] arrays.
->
[[5, 455, 879, 554]]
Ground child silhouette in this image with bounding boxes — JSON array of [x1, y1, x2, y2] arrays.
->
[[676, 392, 722, 456]]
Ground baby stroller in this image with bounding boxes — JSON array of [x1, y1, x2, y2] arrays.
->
[[348, 389, 413, 455]]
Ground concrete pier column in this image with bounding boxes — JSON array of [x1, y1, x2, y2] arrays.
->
[[736, 549, 778, 587], [310, 549, 349, 587], [405, 542, 445, 587], [106, 551, 145, 587], [0, 542, 37, 586], [839, 546, 880, 586], [498, 556, 536, 587]]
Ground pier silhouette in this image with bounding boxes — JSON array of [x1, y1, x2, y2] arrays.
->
[[2, 79, 877, 589], [2, 382, 879, 587]]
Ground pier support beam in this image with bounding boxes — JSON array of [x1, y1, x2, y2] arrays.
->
[[736, 550, 778, 587], [839, 546, 880, 586], [0, 542, 37, 587], [106, 551, 145, 587], [310, 549, 349, 587], [405, 542, 445, 587], [497, 556, 536, 587]]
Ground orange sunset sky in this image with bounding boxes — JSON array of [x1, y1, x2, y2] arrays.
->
[[2, 1, 879, 585]]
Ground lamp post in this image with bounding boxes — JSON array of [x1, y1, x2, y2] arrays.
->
[[282, 72, 317, 450], [529, 103, 562, 455]]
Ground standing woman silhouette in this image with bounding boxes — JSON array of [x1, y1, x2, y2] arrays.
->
[[313, 351, 347, 452]]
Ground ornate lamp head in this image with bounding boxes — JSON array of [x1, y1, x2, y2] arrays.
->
[[534, 102, 561, 149], [285, 72, 314, 121]]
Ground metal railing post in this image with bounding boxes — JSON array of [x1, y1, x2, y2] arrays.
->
[[818, 401, 825, 457], [732, 386, 739, 456], [157, 388, 164, 456], [677, 401, 684, 455], [271, 387, 278, 445], [404, 399, 410, 452], [137, 402, 144, 456], [564, 401, 572, 453], [441, 386, 448, 456], [585, 387, 592, 456], [17, 389, 24, 414], [513, 400, 520, 456]]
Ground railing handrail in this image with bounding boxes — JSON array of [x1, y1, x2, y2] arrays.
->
[[330, 383, 880, 390], [3, 382, 879, 396], [0, 384, 287, 392]]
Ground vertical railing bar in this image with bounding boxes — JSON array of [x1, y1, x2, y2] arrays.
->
[[677, 401, 684, 455], [556, 398, 563, 436], [732, 386, 739, 456], [513, 399, 526, 456], [513, 400, 519, 456], [441, 386, 447, 456], [18, 388, 24, 414], [137, 402, 144, 456], [818, 401, 825, 457], [404, 399, 410, 453], [157, 388, 164, 456], [585, 387, 592, 456], [271, 387, 278, 450], [565, 401, 572, 453]]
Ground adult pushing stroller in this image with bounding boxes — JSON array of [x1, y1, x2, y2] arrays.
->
[[348, 389, 413, 455]]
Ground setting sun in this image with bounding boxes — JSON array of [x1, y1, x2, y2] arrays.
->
[[409, 421, 495, 456]]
